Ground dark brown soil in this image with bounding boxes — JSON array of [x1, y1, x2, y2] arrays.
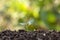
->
[[0, 30, 60, 40]]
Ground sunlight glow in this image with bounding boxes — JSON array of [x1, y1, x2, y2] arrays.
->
[[18, 0, 30, 8]]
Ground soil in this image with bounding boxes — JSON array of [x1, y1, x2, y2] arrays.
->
[[0, 30, 60, 40]]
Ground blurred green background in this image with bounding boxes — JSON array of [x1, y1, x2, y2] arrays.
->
[[0, 0, 60, 31]]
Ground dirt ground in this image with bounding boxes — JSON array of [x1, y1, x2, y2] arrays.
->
[[0, 30, 60, 40]]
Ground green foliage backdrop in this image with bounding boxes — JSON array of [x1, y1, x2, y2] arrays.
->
[[0, 0, 60, 31]]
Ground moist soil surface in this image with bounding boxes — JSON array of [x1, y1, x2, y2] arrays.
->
[[0, 30, 60, 40]]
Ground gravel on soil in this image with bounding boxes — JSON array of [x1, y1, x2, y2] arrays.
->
[[0, 30, 60, 40]]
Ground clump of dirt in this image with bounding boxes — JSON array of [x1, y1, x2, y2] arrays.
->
[[0, 30, 60, 40]]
